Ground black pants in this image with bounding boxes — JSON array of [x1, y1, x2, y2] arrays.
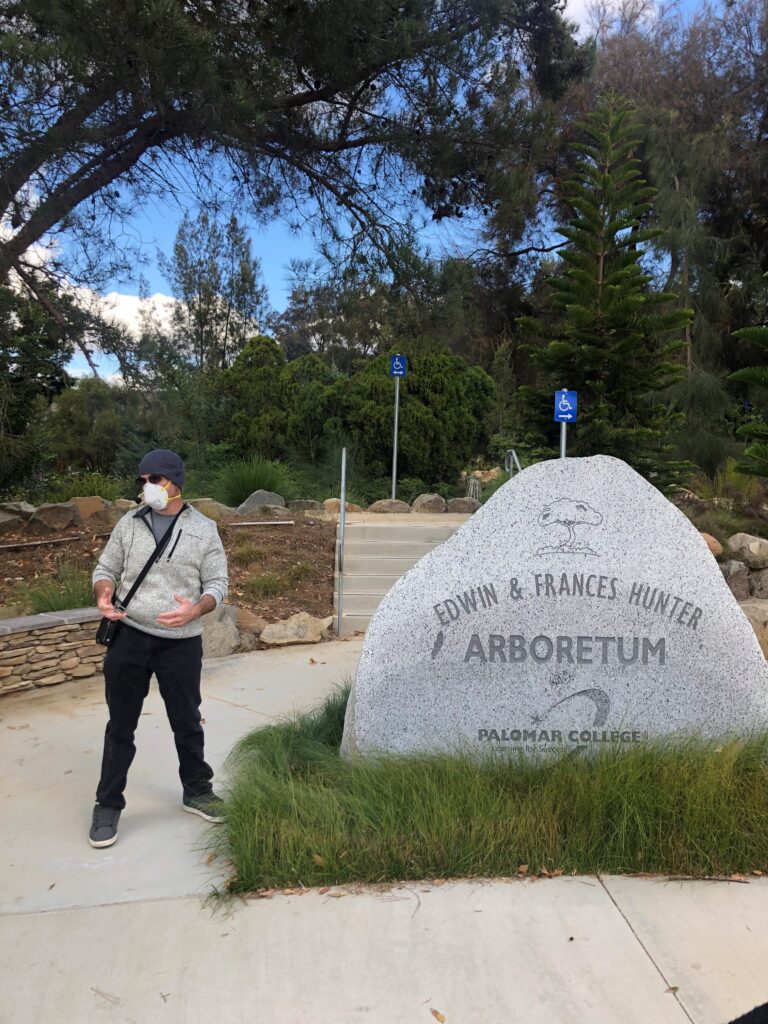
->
[[96, 624, 214, 810]]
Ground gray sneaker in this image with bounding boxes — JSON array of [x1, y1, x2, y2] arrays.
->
[[182, 792, 225, 823], [89, 804, 121, 848]]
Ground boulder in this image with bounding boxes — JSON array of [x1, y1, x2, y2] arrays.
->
[[235, 607, 268, 633], [412, 493, 447, 514], [0, 510, 20, 536], [368, 499, 411, 514], [446, 497, 481, 514], [749, 568, 768, 600], [323, 498, 364, 514], [91, 506, 128, 529], [114, 499, 139, 510], [720, 559, 750, 601], [726, 532, 768, 569], [341, 454, 768, 760], [27, 503, 83, 535], [260, 612, 334, 646], [237, 490, 286, 514], [201, 604, 240, 658], [70, 496, 111, 520], [237, 630, 260, 653], [700, 532, 723, 557], [0, 501, 36, 520], [738, 599, 768, 658], [188, 498, 235, 519], [288, 499, 325, 513]]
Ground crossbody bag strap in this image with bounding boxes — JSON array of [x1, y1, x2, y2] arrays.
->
[[116, 504, 187, 611]]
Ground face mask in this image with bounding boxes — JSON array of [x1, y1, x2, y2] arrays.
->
[[142, 482, 170, 511]]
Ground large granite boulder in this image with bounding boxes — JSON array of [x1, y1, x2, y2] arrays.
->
[[237, 490, 286, 514], [342, 455, 768, 759], [28, 503, 83, 535], [699, 532, 722, 557], [726, 533, 768, 569], [189, 498, 236, 518], [260, 612, 334, 646], [446, 497, 481, 514], [750, 568, 768, 600], [202, 604, 240, 658], [0, 501, 36, 520], [721, 560, 750, 601], [368, 499, 411, 514], [288, 499, 325, 513], [323, 498, 364, 514], [70, 496, 110, 519], [413, 493, 447, 514], [739, 599, 768, 658], [235, 607, 268, 633], [91, 505, 128, 529], [0, 510, 20, 535]]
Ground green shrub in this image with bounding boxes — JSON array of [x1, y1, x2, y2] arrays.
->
[[284, 562, 312, 586], [479, 472, 510, 504], [43, 472, 134, 503], [243, 562, 313, 598], [15, 561, 94, 614], [683, 507, 768, 543], [244, 573, 284, 598], [688, 458, 766, 509], [213, 457, 297, 507], [232, 543, 267, 566], [214, 687, 768, 892]]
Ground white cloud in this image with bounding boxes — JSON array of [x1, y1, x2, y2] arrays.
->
[[99, 290, 176, 335], [564, 0, 594, 30]]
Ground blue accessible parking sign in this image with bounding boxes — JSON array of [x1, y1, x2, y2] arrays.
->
[[554, 389, 577, 422], [389, 354, 407, 377]]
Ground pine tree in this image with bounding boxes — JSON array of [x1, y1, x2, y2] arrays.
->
[[520, 96, 692, 486], [730, 276, 768, 478]]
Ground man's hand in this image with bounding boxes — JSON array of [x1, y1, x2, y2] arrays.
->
[[155, 593, 203, 628], [94, 581, 126, 621]]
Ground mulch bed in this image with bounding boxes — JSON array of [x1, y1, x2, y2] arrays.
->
[[0, 511, 337, 622]]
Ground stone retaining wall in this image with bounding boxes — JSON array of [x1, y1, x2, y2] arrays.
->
[[0, 609, 103, 696]]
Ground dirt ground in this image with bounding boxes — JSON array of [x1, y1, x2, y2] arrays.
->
[[0, 508, 337, 622]]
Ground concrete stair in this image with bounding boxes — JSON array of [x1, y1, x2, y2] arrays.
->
[[334, 519, 468, 634]]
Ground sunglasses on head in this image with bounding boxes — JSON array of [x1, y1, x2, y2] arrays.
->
[[136, 474, 165, 486]]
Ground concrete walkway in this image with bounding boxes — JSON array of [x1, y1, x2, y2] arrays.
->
[[1, 639, 767, 1024]]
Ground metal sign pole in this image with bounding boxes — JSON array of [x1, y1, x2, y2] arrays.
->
[[391, 374, 400, 500], [560, 421, 567, 460], [337, 446, 347, 639]]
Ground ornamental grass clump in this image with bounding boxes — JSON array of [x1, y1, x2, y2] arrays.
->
[[212, 685, 768, 893]]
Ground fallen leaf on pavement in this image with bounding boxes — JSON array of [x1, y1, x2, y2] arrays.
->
[[430, 1010, 446, 1022], [665, 986, 679, 995]]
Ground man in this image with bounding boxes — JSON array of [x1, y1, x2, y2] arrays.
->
[[89, 449, 229, 848]]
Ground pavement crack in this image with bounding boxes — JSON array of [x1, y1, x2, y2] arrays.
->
[[203, 693, 273, 716], [597, 875, 696, 1024]]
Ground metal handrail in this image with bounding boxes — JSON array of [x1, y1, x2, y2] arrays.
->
[[336, 446, 347, 639], [504, 449, 523, 474], [466, 477, 482, 500]]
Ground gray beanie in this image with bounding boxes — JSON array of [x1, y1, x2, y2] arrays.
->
[[138, 449, 185, 486]]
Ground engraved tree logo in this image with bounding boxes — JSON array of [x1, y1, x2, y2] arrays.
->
[[536, 497, 603, 555]]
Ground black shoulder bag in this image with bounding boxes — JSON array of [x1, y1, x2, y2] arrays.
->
[[95, 506, 186, 647]]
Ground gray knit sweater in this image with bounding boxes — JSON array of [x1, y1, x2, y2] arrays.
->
[[92, 504, 229, 639]]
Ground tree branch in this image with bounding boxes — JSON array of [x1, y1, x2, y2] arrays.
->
[[0, 116, 177, 280], [15, 265, 102, 378]]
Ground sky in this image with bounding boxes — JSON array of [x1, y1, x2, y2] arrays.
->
[[65, 0, 690, 377]]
